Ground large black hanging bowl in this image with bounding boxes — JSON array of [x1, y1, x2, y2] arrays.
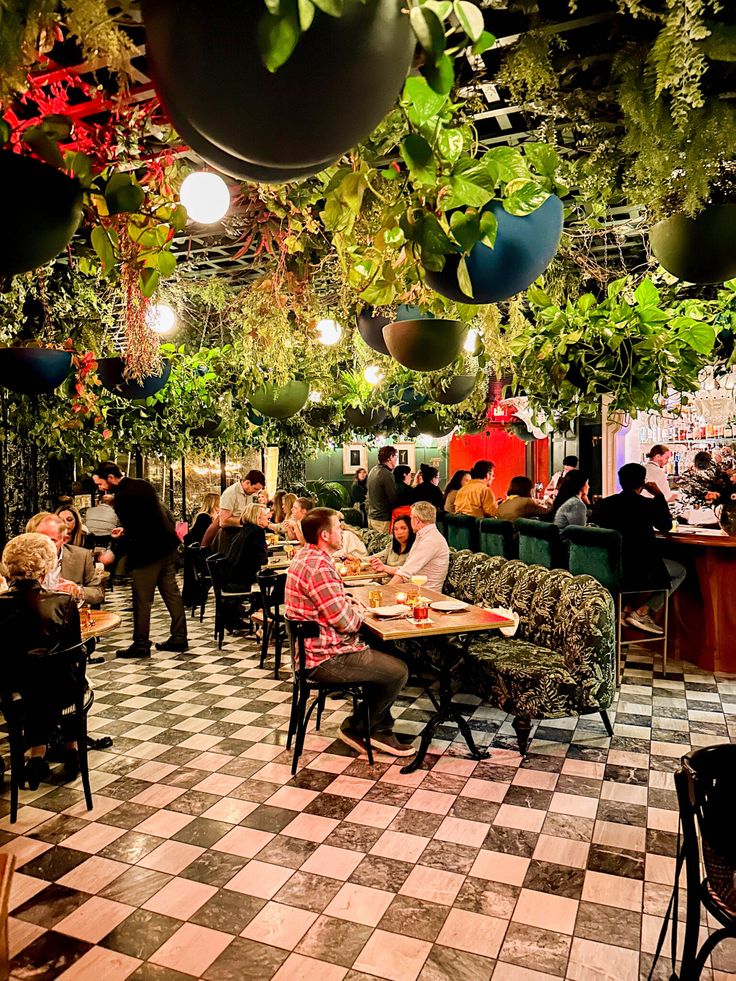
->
[[431, 374, 479, 405], [248, 381, 309, 419], [97, 357, 171, 399], [345, 406, 389, 430], [426, 195, 564, 304], [383, 319, 466, 371], [650, 205, 736, 284], [0, 153, 82, 276], [409, 412, 455, 438], [190, 417, 226, 438], [157, 76, 336, 182], [356, 309, 391, 357], [142, 0, 414, 170], [389, 385, 428, 413], [0, 347, 72, 395]]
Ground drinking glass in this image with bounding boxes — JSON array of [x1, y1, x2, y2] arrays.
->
[[368, 589, 383, 609], [410, 575, 428, 600]]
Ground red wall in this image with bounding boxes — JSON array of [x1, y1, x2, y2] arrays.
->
[[449, 431, 549, 499]]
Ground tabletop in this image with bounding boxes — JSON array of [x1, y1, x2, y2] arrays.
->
[[657, 528, 736, 549], [81, 610, 122, 641], [351, 583, 515, 642]]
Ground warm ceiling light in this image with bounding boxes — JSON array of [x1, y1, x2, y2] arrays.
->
[[464, 328, 479, 354], [146, 302, 177, 334], [180, 171, 230, 224], [363, 365, 383, 385], [316, 318, 342, 345], [308, 390, 322, 402]]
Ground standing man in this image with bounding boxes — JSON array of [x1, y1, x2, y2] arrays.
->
[[366, 446, 398, 534], [643, 445, 678, 502], [544, 455, 578, 503], [217, 469, 266, 553], [453, 460, 497, 518], [92, 462, 188, 658], [285, 507, 414, 757]]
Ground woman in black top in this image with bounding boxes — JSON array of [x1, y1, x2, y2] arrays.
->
[[0, 533, 82, 789], [186, 493, 220, 546], [350, 468, 368, 508], [224, 503, 270, 592], [394, 465, 414, 508], [412, 464, 445, 511]]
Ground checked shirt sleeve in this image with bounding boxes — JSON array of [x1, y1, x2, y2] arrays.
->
[[310, 564, 364, 635]]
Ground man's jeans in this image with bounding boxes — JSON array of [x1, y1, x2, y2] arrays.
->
[[131, 551, 188, 652], [649, 558, 687, 611], [308, 648, 408, 734]]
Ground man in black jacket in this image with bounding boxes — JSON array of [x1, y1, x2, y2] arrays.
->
[[93, 462, 188, 658], [593, 462, 686, 635]]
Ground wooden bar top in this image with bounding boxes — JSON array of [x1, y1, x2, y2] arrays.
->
[[657, 528, 736, 548]]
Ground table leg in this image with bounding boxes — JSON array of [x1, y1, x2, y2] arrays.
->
[[401, 637, 490, 774]]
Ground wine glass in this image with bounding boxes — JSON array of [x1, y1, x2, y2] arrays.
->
[[410, 574, 428, 600]]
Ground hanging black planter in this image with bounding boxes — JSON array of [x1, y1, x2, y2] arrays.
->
[[345, 406, 389, 431], [431, 374, 479, 405], [650, 205, 736, 284], [0, 152, 82, 276], [409, 412, 455, 437], [190, 417, 226, 438], [97, 357, 171, 400], [0, 348, 72, 395], [248, 381, 309, 419], [425, 195, 564, 304], [383, 319, 466, 371], [143, 0, 414, 173], [356, 309, 391, 357]]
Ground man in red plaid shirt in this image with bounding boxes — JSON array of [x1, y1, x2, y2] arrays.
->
[[285, 508, 415, 757]]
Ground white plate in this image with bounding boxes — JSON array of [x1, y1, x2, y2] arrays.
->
[[371, 604, 411, 617], [430, 600, 468, 613]]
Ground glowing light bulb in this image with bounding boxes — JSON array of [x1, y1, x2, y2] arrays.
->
[[146, 302, 176, 335], [363, 365, 383, 386], [464, 328, 479, 354], [316, 318, 342, 345], [308, 390, 322, 403], [180, 171, 230, 223], [418, 434, 434, 446]]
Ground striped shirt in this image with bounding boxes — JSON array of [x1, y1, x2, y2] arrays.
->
[[285, 545, 366, 669]]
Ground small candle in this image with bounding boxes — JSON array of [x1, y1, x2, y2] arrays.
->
[[395, 591, 407, 604]]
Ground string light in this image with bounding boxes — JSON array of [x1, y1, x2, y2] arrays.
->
[[146, 302, 177, 334], [180, 171, 230, 224], [363, 365, 383, 385], [316, 319, 342, 345]]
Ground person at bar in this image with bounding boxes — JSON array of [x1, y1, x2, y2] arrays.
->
[[411, 463, 444, 512], [643, 444, 678, 502], [497, 476, 551, 522], [453, 460, 497, 518], [544, 455, 578, 503], [285, 507, 414, 758], [217, 469, 266, 553]]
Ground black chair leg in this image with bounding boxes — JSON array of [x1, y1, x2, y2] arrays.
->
[[291, 689, 310, 775], [259, 616, 269, 670], [512, 716, 532, 756], [286, 679, 300, 751], [315, 690, 326, 731], [599, 710, 614, 737], [273, 623, 283, 679], [361, 695, 374, 766], [9, 734, 24, 824], [78, 718, 93, 811]]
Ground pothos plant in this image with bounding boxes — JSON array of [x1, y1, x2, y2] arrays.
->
[[258, 0, 495, 93], [509, 276, 717, 428], [320, 76, 566, 306]]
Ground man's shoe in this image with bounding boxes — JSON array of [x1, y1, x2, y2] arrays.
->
[[624, 611, 664, 635], [87, 654, 105, 665], [337, 726, 367, 754], [370, 732, 417, 757], [115, 647, 151, 659], [155, 639, 189, 653], [25, 757, 50, 791]]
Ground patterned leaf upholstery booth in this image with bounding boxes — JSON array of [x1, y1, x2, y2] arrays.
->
[[444, 550, 616, 755], [362, 529, 392, 556]]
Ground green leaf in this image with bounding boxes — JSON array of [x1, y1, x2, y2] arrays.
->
[[64, 150, 92, 183], [503, 181, 549, 216], [157, 250, 177, 277], [422, 0, 452, 20], [297, 0, 315, 30], [22, 126, 64, 169], [526, 285, 552, 307], [400, 133, 436, 185], [479, 209, 498, 248], [140, 268, 160, 298], [410, 7, 445, 64], [444, 166, 495, 209], [472, 30, 495, 54], [423, 52, 454, 95], [453, 0, 484, 42], [257, 2, 301, 72], [403, 75, 448, 124], [577, 293, 597, 313], [0, 119, 10, 146], [634, 279, 660, 307], [675, 318, 716, 354], [437, 127, 465, 164], [522, 142, 559, 178], [170, 203, 188, 233], [264, 0, 281, 12], [91, 226, 116, 275], [417, 212, 459, 256], [482, 145, 528, 184], [40, 114, 73, 142], [311, 0, 343, 15], [456, 256, 473, 296], [450, 208, 480, 253], [384, 226, 406, 247]]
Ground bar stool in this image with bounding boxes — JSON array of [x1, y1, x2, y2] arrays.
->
[[565, 524, 669, 683], [478, 517, 517, 559]]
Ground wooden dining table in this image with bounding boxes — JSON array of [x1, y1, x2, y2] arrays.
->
[[350, 582, 515, 773], [81, 610, 122, 642]]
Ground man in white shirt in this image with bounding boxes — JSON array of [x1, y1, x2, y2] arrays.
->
[[84, 494, 119, 537], [369, 501, 449, 591], [544, 455, 578, 503], [643, 445, 678, 502], [217, 469, 266, 552]]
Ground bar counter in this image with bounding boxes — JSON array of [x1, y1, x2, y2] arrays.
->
[[658, 529, 736, 673]]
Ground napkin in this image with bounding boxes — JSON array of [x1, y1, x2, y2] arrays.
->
[[488, 607, 519, 638]]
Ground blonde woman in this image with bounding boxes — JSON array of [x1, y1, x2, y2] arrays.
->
[[269, 492, 297, 534], [0, 533, 82, 788], [188, 492, 220, 545]]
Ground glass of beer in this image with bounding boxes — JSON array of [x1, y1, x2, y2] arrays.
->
[[368, 589, 383, 609]]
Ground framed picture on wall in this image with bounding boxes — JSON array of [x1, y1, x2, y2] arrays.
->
[[396, 442, 416, 472], [342, 443, 368, 475]]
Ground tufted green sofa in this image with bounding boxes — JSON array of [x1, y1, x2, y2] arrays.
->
[[444, 550, 616, 755]]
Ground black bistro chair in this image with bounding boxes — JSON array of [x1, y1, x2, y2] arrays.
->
[[0, 642, 94, 823], [183, 543, 211, 622], [285, 618, 374, 775], [256, 569, 286, 678], [205, 554, 257, 650], [649, 746, 736, 980]]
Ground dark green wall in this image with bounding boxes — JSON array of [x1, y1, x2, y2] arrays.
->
[[305, 443, 448, 491]]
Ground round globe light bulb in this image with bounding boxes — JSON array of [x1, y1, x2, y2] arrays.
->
[[316, 318, 342, 345], [146, 302, 177, 335], [308, 390, 323, 403], [180, 171, 230, 224], [463, 328, 479, 354], [364, 365, 383, 386]]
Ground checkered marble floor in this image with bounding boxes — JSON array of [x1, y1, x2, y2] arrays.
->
[[2, 585, 736, 981]]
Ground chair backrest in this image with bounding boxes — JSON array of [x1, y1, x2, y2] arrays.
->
[[565, 525, 623, 594], [446, 513, 479, 552], [1, 641, 88, 717], [516, 518, 566, 569], [479, 518, 518, 559], [285, 617, 320, 679], [257, 569, 286, 615], [362, 529, 391, 555], [677, 745, 736, 914], [435, 510, 448, 541], [205, 554, 228, 600]]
